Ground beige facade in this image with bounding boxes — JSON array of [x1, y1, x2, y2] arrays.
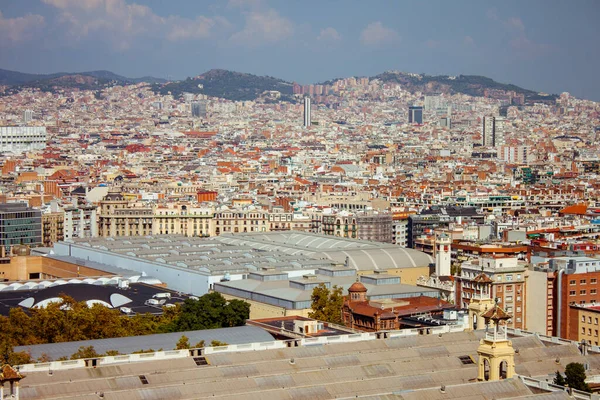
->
[[42, 212, 64, 247], [0, 255, 114, 281], [221, 293, 311, 319], [98, 192, 153, 237], [214, 209, 270, 235], [153, 204, 214, 237]]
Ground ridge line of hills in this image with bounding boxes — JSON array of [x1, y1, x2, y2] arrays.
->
[[0, 67, 557, 102]]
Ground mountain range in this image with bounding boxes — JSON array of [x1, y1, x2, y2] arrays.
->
[[0, 67, 555, 102]]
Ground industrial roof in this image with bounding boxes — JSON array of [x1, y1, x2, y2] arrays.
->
[[15, 330, 600, 399], [62, 232, 433, 277], [15, 325, 274, 361]]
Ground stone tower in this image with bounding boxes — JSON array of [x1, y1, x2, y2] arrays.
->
[[467, 273, 495, 331], [435, 233, 451, 276], [476, 302, 516, 381]]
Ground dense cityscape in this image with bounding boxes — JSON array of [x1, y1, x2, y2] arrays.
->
[[1, 1, 600, 398]]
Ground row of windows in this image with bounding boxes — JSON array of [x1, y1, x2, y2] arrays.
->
[[581, 316, 600, 324], [570, 289, 598, 295], [570, 279, 598, 285]]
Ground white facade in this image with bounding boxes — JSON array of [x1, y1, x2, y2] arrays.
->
[[303, 97, 311, 128], [64, 206, 98, 240], [0, 126, 47, 154], [435, 233, 451, 276]]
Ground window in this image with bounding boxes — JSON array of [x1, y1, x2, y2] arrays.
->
[[570, 280, 576, 285], [581, 290, 587, 295], [506, 296, 513, 302], [497, 275, 502, 281], [583, 316, 586, 322], [517, 274, 522, 280], [581, 279, 587, 285], [506, 275, 513, 281], [139, 375, 149, 385], [592, 278, 597, 284], [589, 317, 593, 323], [582, 327, 586, 334], [592, 289, 597, 295], [570, 291, 576, 296], [458, 355, 475, 365]]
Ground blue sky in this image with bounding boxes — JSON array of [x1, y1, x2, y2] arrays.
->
[[0, 0, 599, 100]]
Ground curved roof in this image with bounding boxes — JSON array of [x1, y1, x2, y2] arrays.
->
[[348, 281, 367, 293], [216, 232, 434, 271]]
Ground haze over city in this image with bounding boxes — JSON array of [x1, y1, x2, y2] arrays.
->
[[2, 1, 600, 399], [1, 0, 599, 100]]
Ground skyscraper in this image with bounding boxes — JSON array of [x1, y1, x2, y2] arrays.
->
[[303, 97, 311, 128], [408, 106, 423, 124], [482, 116, 506, 148], [23, 110, 33, 123], [191, 100, 207, 118]]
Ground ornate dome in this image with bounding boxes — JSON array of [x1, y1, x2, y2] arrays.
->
[[348, 281, 367, 293]]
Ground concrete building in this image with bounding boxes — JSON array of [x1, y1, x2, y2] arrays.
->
[[64, 204, 98, 240], [54, 232, 435, 296], [408, 106, 423, 124], [458, 256, 527, 329], [98, 191, 152, 237], [0, 203, 42, 250], [0, 126, 46, 154], [214, 208, 269, 235], [153, 204, 214, 237], [303, 96, 311, 128], [41, 212, 64, 247], [482, 116, 506, 148], [216, 267, 442, 319]]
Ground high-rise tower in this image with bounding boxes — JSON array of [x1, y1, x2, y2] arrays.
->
[[303, 97, 311, 128]]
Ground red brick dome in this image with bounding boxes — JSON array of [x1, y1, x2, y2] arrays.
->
[[348, 281, 367, 293]]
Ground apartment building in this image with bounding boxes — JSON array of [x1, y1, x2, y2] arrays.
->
[[97, 191, 152, 237], [153, 204, 214, 237], [42, 212, 64, 246], [214, 209, 270, 235], [458, 256, 526, 329]]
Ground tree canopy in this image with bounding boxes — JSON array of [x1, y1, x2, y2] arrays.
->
[[0, 292, 250, 363], [308, 283, 344, 324], [564, 362, 591, 392]]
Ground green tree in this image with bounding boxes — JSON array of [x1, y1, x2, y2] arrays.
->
[[553, 370, 566, 386], [70, 346, 101, 360], [210, 340, 228, 347], [223, 299, 250, 327], [565, 362, 591, 392], [176, 335, 190, 350], [193, 340, 205, 348], [169, 293, 249, 331], [309, 283, 344, 324], [0, 340, 32, 365]]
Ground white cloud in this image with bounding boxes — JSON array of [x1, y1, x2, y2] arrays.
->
[[42, 0, 228, 50], [463, 35, 475, 46], [0, 11, 45, 46], [318, 27, 341, 42], [505, 17, 525, 33], [360, 22, 400, 47], [166, 16, 216, 41], [229, 9, 293, 46]]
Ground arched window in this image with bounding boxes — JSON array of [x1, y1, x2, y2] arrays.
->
[[483, 359, 490, 381], [499, 360, 508, 379]]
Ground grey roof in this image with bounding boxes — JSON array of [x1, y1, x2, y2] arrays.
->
[[215, 272, 441, 308], [15, 325, 273, 361], [60, 232, 433, 278], [16, 329, 600, 400]]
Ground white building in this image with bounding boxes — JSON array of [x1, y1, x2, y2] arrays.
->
[[0, 126, 47, 154]]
